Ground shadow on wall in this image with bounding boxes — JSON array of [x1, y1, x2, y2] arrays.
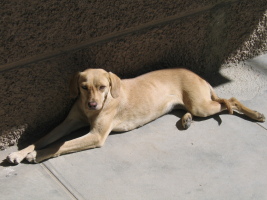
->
[[0, 56, 79, 149], [0, 0, 267, 149]]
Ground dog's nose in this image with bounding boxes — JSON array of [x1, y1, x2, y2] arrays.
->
[[88, 102, 97, 109]]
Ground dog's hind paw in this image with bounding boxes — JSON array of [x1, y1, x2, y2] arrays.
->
[[182, 113, 192, 129], [256, 112, 265, 122]]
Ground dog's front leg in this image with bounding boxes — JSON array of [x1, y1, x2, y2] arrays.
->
[[25, 125, 112, 163], [7, 118, 87, 164]]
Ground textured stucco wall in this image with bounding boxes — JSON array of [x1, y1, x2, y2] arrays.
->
[[0, 0, 267, 149]]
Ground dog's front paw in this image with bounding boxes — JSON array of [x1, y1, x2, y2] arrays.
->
[[26, 151, 38, 163], [7, 152, 25, 164]]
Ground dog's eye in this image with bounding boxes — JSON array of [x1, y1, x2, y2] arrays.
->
[[81, 85, 88, 90], [99, 86, 106, 90]]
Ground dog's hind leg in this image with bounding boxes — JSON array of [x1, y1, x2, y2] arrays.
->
[[210, 86, 233, 114], [228, 97, 265, 122], [184, 84, 265, 123], [209, 87, 264, 121], [190, 100, 227, 118], [188, 98, 265, 122]]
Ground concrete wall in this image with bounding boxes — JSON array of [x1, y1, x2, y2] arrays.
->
[[1, 0, 267, 149]]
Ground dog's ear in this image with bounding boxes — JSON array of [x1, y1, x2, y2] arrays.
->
[[69, 72, 80, 98], [109, 72, 121, 98]]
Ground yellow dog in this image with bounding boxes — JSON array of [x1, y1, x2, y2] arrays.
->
[[7, 68, 265, 164]]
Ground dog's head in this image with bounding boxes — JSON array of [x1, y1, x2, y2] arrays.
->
[[70, 68, 121, 111]]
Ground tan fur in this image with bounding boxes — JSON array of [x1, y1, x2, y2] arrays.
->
[[7, 68, 265, 164]]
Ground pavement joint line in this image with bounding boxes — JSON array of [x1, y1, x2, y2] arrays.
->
[[40, 163, 78, 200], [256, 123, 267, 131]]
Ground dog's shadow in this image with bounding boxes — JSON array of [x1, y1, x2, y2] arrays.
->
[[1, 159, 13, 167]]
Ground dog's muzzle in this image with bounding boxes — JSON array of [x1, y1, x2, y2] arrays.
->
[[88, 102, 98, 110]]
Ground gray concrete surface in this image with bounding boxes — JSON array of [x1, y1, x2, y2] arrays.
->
[[1, 55, 267, 200], [215, 54, 267, 100]]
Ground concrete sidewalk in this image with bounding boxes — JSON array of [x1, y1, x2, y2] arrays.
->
[[1, 55, 267, 200]]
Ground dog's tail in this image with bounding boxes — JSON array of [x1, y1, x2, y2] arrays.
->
[[209, 84, 233, 114]]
